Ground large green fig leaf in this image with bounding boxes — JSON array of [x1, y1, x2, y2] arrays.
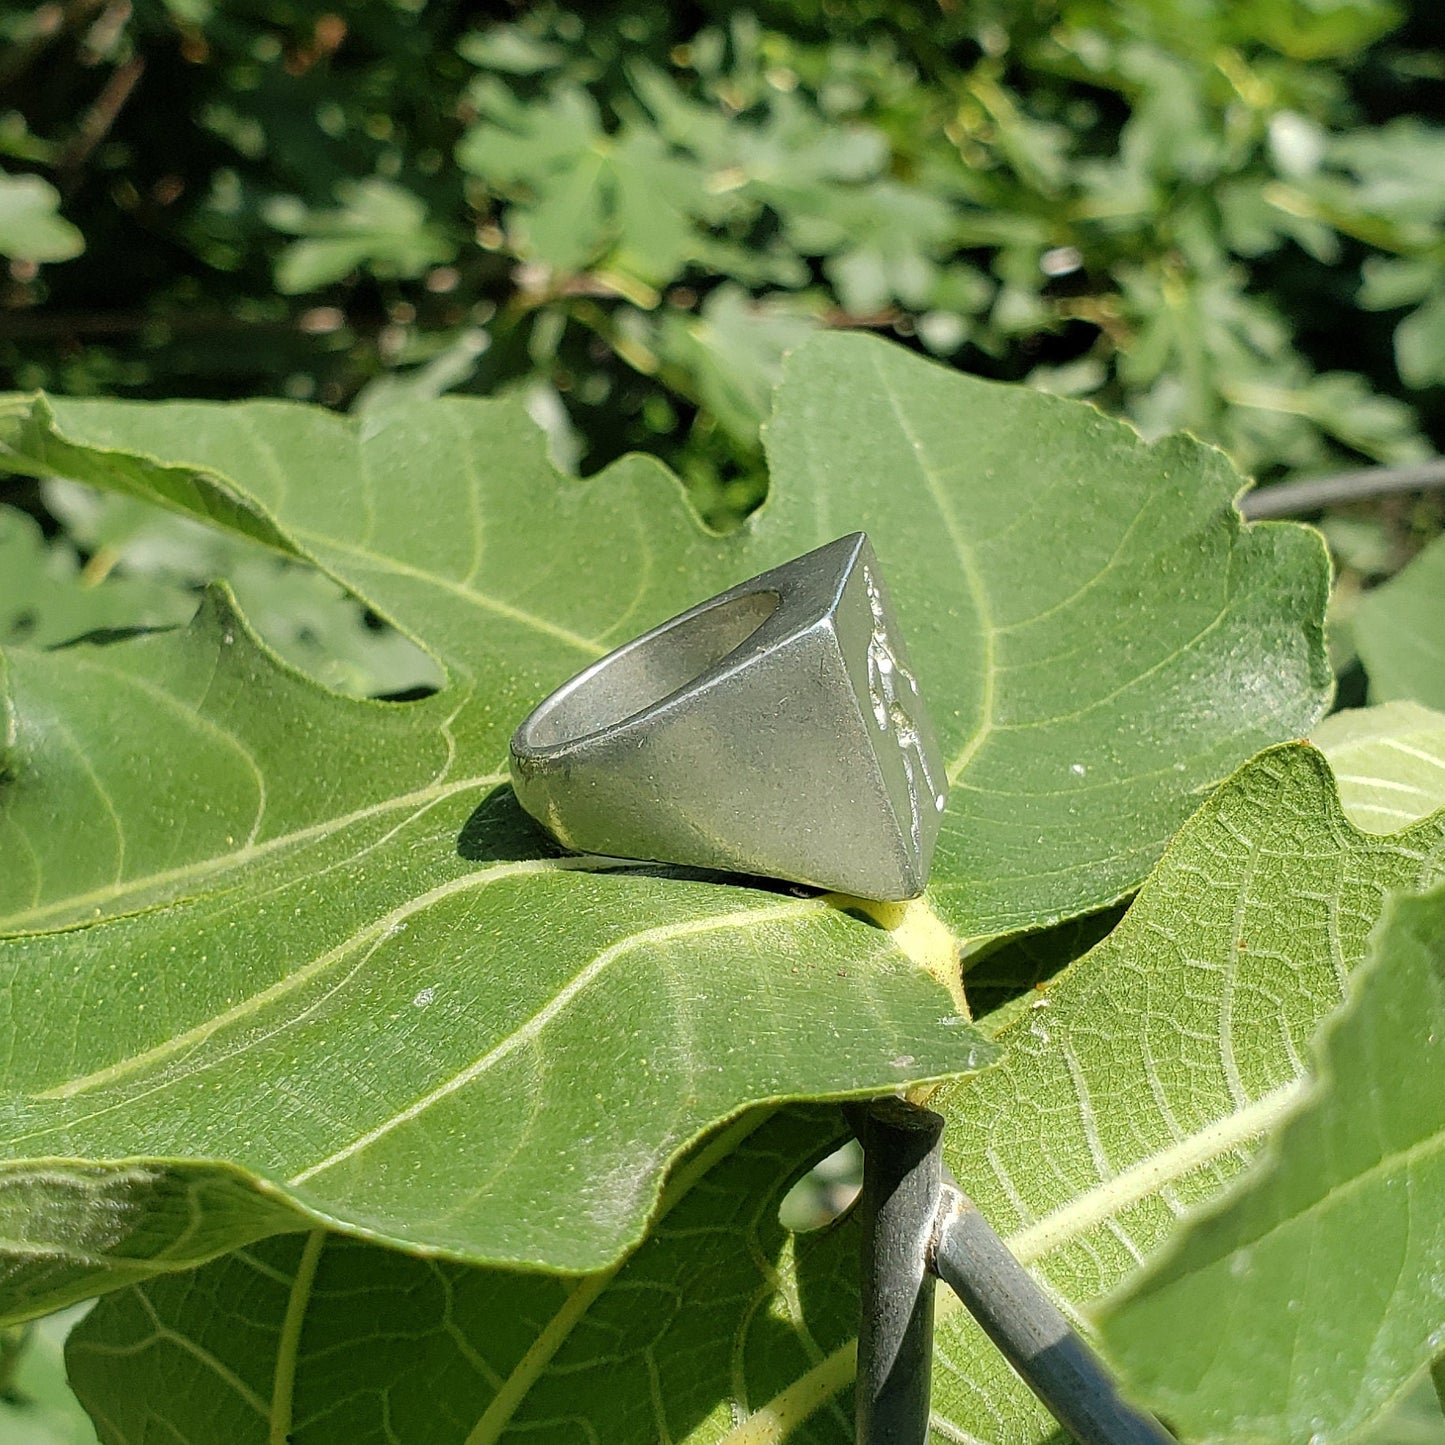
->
[[0, 591, 986, 1310], [1096, 879, 1445, 1444], [65, 1107, 863, 1445], [919, 745, 1445, 1443], [60, 745, 1445, 1444], [0, 334, 1328, 1318], [0, 333, 1331, 936], [762, 338, 1331, 935]]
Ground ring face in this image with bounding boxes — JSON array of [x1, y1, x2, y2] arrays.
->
[[509, 533, 947, 900]]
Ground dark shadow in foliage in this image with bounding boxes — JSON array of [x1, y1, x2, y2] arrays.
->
[[372, 683, 440, 702], [47, 623, 178, 649], [835, 903, 889, 929], [628, 862, 823, 899], [1332, 658, 1369, 713], [2, 608, 38, 645], [965, 905, 1129, 1036]]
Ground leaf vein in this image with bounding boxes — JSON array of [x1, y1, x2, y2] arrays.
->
[[2, 772, 503, 934], [289, 900, 821, 1186], [291, 527, 605, 658]]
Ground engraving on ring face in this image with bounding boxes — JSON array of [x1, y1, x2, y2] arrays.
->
[[864, 566, 946, 857]]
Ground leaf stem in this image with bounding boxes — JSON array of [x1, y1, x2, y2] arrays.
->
[[270, 1230, 326, 1445], [934, 1191, 1176, 1445], [718, 1341, 859, 1445]]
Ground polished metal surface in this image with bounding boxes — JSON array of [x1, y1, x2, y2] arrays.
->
[[508, 532, 947, 900]]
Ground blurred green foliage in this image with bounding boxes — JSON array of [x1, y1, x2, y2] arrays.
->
[[1, 0, 1442, 526], [0, 1311, 98, 1445]]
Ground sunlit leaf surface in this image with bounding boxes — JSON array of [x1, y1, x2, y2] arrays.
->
[[1314, 701, 1445, 832], [0, 335, 1328, 1321], [61, 744, 1441, 1445], [1098, 880, 1445, 1444]]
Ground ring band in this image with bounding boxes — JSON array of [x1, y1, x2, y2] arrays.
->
[[508, 533, 946, 900]]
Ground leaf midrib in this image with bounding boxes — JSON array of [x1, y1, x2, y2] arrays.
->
[[269, 1230, 326, 1445], [1140, 1102, 1445, 1287], [28, 853, 612, 1107], [464, 1111, 773, 1445], [1, 770, 505, 935], [1008, 1079, 1303, 1264], [292, 525, 607, 659], [287, 897, 824, 1187]]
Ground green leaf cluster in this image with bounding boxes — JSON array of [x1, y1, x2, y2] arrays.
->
[[1, 0, 1440, 529], [1, 3, 1443, 1435], [2, 331, 1443, 1442]]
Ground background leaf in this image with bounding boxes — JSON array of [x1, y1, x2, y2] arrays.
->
[[65, 1107, 863, 1445], [1364, 1376, 1445, 1445], [37, 480, 441, 697], [265, 180, 457, 294], [1096, 879, 1445, 1444], [8, 0, 1441, 510], [0, 1309, 98, 1445], [1313, 702, 1445, 833], [0, 335, 1326, 1322], [0, 174, 83, 265], [0, 507, 189, 649], [653, 284, 821, 449], [1355, 534, 1445, 711]]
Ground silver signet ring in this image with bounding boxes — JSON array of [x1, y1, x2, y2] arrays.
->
[[508, 533, 947, 901]]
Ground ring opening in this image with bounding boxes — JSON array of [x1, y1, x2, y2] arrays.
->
[[527, 588, 780, 748]]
